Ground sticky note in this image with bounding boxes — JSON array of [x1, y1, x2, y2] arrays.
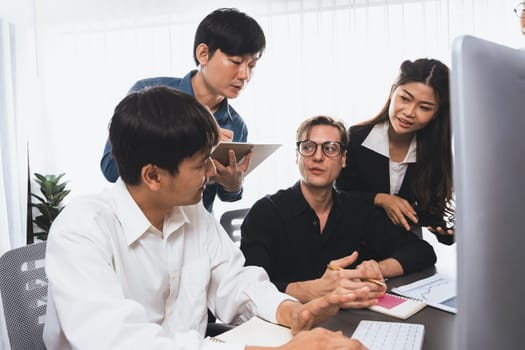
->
[[376, 293, 406, 309]]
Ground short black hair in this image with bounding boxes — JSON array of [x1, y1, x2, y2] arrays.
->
[[193, 8, 266, 65], [109, 86, 219, 185]]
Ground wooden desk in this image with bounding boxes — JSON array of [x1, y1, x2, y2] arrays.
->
[[321, 267, 457, 350]]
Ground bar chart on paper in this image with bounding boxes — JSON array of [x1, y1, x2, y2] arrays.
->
[[391, 274, 456, 313]]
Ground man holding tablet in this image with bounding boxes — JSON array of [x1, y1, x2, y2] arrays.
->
[[100, 8, 264, 212]]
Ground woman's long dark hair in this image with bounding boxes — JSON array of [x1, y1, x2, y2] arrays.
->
[[360, 58, 454, 220]]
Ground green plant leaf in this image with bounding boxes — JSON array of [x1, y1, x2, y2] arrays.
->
[[31, 172, 70, 241], [55, 190, 71, 203], [55, 173, 66, 182], [34, 232, 48, 240], [43, 181, 54, 196], [54, 182, 67, 194], [33, 215, 51, 232], [32, 203, 50, 213], [30, 193, 47, 204], [34, 173, 47, 183]]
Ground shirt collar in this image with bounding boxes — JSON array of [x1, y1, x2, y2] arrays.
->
[[362, 121, 417, 163], [405, 136, 417, 163], [162, 205, 190, 240], [290, 181, 341, 217], [290, 181, 313, 216], [214, 99, 233, 124], [180, 70, 197, 96], [111, 179, 189, 246], [182, 70, 233, 124]]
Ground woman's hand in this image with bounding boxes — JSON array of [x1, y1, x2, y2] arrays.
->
[[374, 193, 417, 231], [427, 226, 455, 236]]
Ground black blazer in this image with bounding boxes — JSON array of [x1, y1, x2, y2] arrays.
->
[[336, 124, 454, 245]]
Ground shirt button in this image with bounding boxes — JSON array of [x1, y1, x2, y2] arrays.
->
[[312, 221, 317, 226]]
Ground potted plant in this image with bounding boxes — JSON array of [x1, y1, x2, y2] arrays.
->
[[31, 173, 70, 240]]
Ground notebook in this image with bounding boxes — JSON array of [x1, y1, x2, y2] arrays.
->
[[368, 293, 426, 319], [391, 274, 457, 313], [206, 316, 292, 346], [351, 320, 424, 350], [211, 142, 281, 176]]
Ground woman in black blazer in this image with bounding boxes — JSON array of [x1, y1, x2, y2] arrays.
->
[[336, 58, 454, 245]]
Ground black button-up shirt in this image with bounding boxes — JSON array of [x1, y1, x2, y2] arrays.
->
[[240, 181, 436, 292]]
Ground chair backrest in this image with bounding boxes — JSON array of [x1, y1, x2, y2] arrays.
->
[[219, 208, 249, 243], [0, 241, 48, 350]]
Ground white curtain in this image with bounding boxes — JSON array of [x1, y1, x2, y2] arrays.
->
[[0, 0, 40, 248], [0, 17, 29, 350], [0, 20, 28, 260], [0, 1, 38, 346], [25, 0, 523, 218], [3, 0, 524, 236]]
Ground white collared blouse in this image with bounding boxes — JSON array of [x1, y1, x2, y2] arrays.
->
[[361, 121, 417, 196]]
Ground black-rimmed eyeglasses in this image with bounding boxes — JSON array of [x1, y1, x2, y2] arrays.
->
[[296, 140, 345, 158], [514, 2, 525, 18]]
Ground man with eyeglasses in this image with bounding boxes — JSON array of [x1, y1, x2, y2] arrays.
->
[[239, 115, 436, 306]]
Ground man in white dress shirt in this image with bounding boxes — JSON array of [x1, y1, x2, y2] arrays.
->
[[43, 86, 366, 350]]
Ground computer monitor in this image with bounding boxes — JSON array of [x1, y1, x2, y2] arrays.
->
[[451, 35, 525, 349]]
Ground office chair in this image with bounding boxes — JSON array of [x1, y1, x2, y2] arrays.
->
[[0, 241, 48, 350], [0, 241, 233, 345], [219, 208, 250, 243]]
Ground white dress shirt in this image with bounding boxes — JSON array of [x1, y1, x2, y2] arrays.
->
[[361, 121, 417, 195], [43, 179, 290, 350]]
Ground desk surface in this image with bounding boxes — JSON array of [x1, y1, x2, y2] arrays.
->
[[321, 267, 456, 350]]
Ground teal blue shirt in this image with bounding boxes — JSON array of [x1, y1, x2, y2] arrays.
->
[[100, 70, 246, 212]]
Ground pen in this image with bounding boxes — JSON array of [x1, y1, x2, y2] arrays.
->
[[326, 264, 387, 288]]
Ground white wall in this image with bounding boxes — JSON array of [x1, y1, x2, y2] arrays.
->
[[6, 0, 525, 217]]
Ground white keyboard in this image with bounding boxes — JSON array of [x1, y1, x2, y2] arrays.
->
[[351, 320, 424, 350]]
